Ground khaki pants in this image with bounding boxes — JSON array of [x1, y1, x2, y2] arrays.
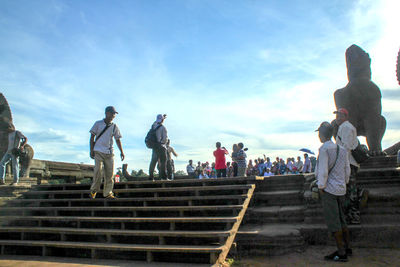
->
[[91, 151, 114, 197]]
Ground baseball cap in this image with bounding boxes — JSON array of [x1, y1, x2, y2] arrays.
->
[[156, 114, 164, 123], [315, 121, 334, 138], [333, 108, 349, 117], [105, 106, 118, 114]]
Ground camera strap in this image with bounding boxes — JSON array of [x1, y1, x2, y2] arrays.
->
[[94, 123, 114, 145]]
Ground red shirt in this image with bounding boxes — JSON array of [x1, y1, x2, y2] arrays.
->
[[213, 148, 228, 170]]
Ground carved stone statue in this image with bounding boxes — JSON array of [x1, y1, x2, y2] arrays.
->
[[0, 93, 13, 159], [397, 48, 400, 86], [0, 93, 34, 177], [334, 45, 386, 155]]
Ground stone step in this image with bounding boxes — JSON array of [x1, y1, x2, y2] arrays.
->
[[33, 176, 260, 190], [255, 190, 304, 206], [303, 223, 400, 247], [0, 227, 231, 247], [246, 205, 305, 223], [0, 205, 243, 218], [237, 222, 400, 255], [255, 180, 304, 191], [0, 240, 223, 264], [236, 223, 305, 256], [360, 156, 397, 169], [4, 194, 248, 207], [23, 184, 254, 199]]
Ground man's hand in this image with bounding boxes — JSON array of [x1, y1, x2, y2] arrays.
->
[[90, 150, 95, 159], [120, 152, 125, 161], [319, 189, 324, 195]]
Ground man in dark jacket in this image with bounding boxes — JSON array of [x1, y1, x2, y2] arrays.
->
[[149, 114, 168, 180]]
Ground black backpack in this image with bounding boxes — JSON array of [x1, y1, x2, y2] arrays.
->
[[145, 124, 162, 149]]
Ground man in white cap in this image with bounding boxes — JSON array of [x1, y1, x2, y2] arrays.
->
[[149, 114, 168, 180], [89, 106, 124, 199]]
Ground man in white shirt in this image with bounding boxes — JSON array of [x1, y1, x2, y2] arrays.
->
[[186, 160, 196, 178], [294, 156, 303, 174], [315, 121, 351, 262], [0, 122, 27, 185], [89, 106, 125, 199], [334, 108, 365, 224]]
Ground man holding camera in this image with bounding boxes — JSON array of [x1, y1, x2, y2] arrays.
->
[[89, 106, 124, 199], [149, 114, 168, 180], [213, 142, 228, 178], [0, 122, 27, 185]]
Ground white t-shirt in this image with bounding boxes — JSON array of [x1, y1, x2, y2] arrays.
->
[[90, 120, 122, 154], [7, 131, 25, 153]]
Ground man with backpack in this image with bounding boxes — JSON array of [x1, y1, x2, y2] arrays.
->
[[89, 106, 124, 199], [147, 114, 168, 180], [315, 121, 351, 262]]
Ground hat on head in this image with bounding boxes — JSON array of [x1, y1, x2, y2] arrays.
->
[[315, 121, 333, 132], [315, 121, 333, 138], [105, 106, 118, 114], [333, 108, 349, 117], [156, 114, 164, 123]]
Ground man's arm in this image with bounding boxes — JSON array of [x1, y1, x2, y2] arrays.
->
[[345, 151, 351, 184], [90, 134, 95, 159], [316, 148, 329, 189], [340, 126, 357, 151], [170, 146, 178, 157], [18, 132, 28, 149], [115, 138, 125, 161]]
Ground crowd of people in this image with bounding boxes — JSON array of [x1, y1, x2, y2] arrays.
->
[[186, 147, 317, 179]]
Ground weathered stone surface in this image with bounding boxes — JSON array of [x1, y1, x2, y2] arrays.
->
[[397, 48, 400, 85], [334, 44, 386, 154], [0, 93, 13, 159]]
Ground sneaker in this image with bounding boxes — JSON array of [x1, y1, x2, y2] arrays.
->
[[9, 182, 17, 186], [89, 191, 97, 199], [105, 194, 117, 199], [324, 251, 348, 262]]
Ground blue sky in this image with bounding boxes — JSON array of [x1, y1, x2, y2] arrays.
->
[[1, 0, 399, 173]]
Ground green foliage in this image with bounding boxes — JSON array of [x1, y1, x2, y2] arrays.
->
[[175, 170, 186, 176], [128, 169, 149, 177], [48, 179, 66, 185], [80, 178, 92, 184]]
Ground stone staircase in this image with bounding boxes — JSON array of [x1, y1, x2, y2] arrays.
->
[[0, 177, 255, 265], [236, 155, 400, 255], [237, 174, 306, 256]]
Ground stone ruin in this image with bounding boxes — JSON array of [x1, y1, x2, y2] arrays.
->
[[334, 44, 386, 155], [0, 93, 34, 178]]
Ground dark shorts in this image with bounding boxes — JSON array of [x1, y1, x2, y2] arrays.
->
[[321, 191, 347, 233]]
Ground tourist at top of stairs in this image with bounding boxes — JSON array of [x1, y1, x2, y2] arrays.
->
[[213, 142, 229, 178], [89, 106, 124, 199], [0, 122, 27, 186], [148, 114, 168, 181], [166, 139, 178, 180], [315, 121, 351, 262]]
